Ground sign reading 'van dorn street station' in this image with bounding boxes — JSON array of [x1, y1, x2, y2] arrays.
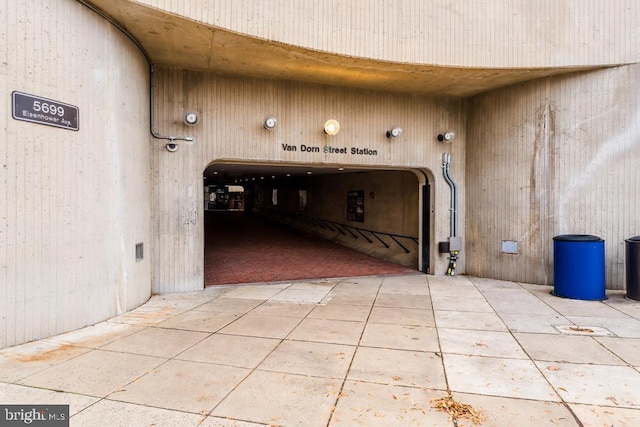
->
[[281, 143, 377, 155]]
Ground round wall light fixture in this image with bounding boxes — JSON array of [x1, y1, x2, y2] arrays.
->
[[184, 112, 199, 126], [386, 126, 403, 138], [324, 119, 340, 135], [437, 131, 455, 142], [263, 115, 277, 130]]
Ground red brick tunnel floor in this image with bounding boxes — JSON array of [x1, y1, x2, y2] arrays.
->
[[204, 211, 417, 286]]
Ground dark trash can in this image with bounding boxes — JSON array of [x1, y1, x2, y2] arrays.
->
[[626, 236, 640, 301], [553, 234, 606, 300]]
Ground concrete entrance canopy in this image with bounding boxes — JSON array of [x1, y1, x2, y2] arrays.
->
[[78, 0, 635, 97]]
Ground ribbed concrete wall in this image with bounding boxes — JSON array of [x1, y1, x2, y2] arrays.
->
[[3, 0, 638, 351], [466, 65, 640, 289], [0, 0, 152, 349], [138, 0, 640, 68], [151, 67, 465, 293]]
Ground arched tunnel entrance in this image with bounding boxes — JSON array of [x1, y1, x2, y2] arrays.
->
[[203, 162, 431, 286]]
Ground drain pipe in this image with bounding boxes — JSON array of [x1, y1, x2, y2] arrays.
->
[[442, 153, 461, 275], [442, 153, 457, 237], [76, 0, 193, 150]]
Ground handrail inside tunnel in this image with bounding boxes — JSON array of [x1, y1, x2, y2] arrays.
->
[[254, 207, 419, 255], [203, 208, 420, 285]]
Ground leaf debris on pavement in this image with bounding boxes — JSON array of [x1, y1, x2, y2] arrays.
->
[[431, 393, 486, 425]]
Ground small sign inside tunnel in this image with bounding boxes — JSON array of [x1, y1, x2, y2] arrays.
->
[[347, 190, 364, 222]]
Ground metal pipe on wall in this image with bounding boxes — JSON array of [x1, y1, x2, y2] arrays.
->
[[442, 153, 460, 275], [442, 153, 457, 237]]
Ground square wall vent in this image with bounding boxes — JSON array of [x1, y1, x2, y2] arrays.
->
[[135, 243, 144, 261]]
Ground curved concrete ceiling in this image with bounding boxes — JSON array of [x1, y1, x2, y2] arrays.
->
[[84, 0, 597, 97]]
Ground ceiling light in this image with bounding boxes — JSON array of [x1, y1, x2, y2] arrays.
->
[[324, 119, 340, 135]]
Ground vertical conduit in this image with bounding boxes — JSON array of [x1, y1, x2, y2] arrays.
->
[[442, 153, 459, 275], [442, 153, 457, 237]]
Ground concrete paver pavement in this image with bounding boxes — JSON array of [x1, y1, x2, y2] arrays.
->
[[1, 274, 640, 426]]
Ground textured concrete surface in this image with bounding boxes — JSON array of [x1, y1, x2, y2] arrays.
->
[[2, 275, 640, 426]]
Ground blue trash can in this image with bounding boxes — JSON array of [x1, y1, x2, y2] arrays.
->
[[553, 234, 606, 300]]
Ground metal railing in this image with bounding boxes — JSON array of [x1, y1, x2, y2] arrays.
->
[[256, 208, 419, 254]]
